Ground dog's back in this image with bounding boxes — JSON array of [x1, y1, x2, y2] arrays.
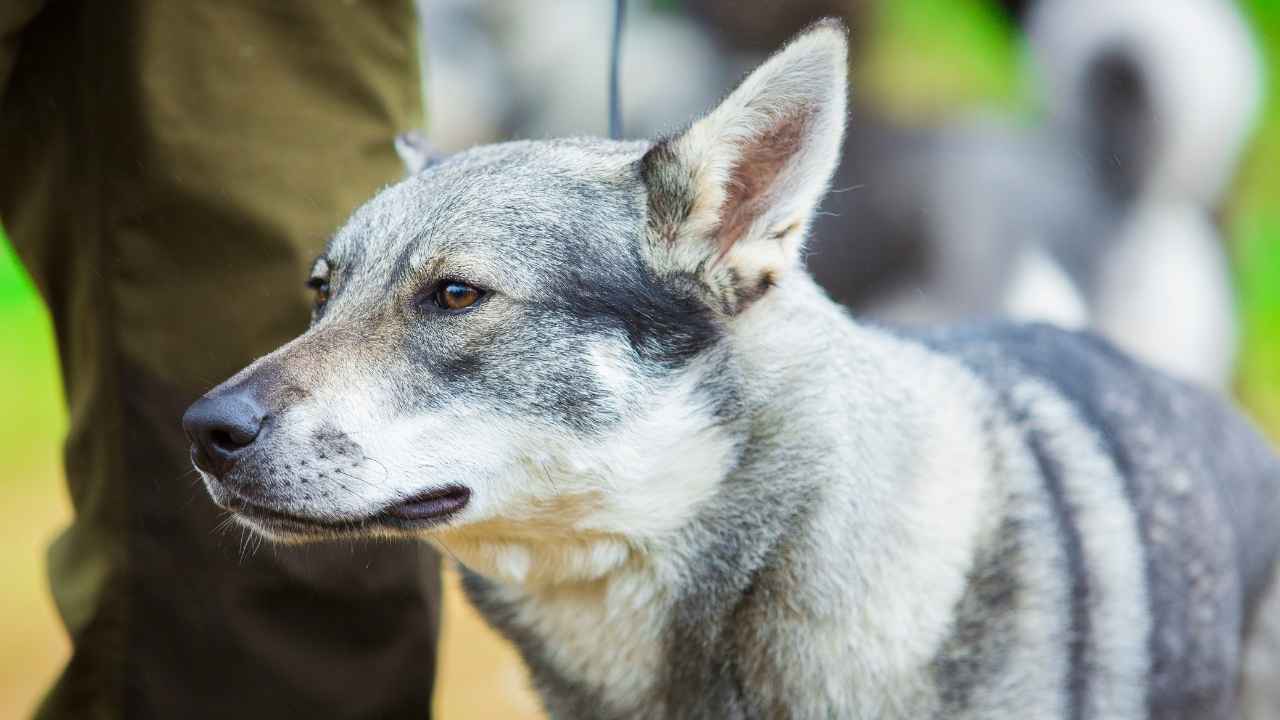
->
[[917, 323, 1280, 718]]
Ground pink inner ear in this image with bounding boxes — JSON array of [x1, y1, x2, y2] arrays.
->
[[717, 108, 813, 256]]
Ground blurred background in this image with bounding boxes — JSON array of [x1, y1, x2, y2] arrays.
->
[[1, 0, 1276, 717]]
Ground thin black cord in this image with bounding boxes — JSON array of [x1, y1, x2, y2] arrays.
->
[[608, 0, 626, 139]]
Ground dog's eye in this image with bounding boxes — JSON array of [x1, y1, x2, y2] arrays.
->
[[432, 281, 483, 311], [306, 277, 331, 307]]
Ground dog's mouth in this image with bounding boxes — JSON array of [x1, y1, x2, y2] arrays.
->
[[383, 485, 473, 523], [219, 484, 472, 538]]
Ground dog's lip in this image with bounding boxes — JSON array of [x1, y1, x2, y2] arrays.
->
[[214, 484, 471, 533], [382, 484, 471, 524], [219, 494, 351, 531]]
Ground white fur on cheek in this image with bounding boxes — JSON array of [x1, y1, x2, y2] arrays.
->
[[428, 358, 738, 587], [357, 407, 542, 521], [568, 362, 737, 540]]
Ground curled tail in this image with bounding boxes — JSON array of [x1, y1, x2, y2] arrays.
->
[[1026, 0, 1264, 208]]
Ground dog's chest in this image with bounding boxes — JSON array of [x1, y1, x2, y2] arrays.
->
[[464, 569, 675, 717]]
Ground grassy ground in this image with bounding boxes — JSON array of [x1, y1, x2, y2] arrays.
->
[[0, 2, 1275, 717]]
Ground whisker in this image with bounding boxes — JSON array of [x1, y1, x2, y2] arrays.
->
[[540, 463, 561, 494], [330, 476, 367, 504], [211, 514, 238, 536], [337, 467, 378, 490], [237, 528, 252, 564], [364, 456, 391, 484]]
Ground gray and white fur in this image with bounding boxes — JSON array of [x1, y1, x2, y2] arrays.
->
[[184, 22, 1280, 719]]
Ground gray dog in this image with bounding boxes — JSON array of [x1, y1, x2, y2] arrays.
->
[[184, 22, 1280, 719]]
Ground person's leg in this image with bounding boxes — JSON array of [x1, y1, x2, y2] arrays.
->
[[0, 0, 46, 97], [0, 1, 440, 717]]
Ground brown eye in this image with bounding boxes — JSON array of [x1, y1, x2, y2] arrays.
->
[[433, 281, 483, 311]]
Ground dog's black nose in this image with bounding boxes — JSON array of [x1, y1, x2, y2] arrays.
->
[[182, 390, 266, 476]]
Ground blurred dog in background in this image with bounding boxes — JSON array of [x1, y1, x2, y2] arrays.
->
[[811, 0, 1261, 391], [417, 0, 1263, 390]]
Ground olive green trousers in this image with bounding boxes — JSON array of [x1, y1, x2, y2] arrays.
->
[[0, 2, 441, 717]]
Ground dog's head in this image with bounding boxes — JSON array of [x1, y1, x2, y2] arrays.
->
[[184, 23, 847, 581]]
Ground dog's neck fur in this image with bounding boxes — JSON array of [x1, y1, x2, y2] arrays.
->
[[442, 279, 1000, 716]]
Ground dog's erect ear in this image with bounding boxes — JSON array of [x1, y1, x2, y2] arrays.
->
[[640, 20, 847, 312], [395, 131, 444, 175]]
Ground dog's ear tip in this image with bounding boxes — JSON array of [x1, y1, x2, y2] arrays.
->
[[800, 17, 850, 42], [730, 21, 847, 124], [785, 18, 850, 59]]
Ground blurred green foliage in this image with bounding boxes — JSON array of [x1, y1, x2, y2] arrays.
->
[[860, 0, 1028, 116], [0, 228, 31, 306], [1232, 0, 1280, 433], [0, 236, 66, 467]]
